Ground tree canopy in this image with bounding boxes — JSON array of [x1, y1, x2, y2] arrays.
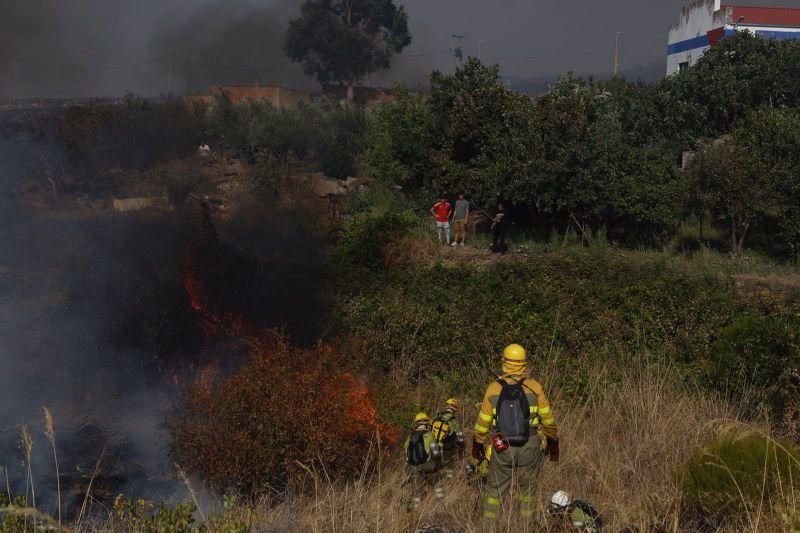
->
[[284, 0, 411, 100]]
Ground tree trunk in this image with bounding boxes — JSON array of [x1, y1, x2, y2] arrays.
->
[[730, 216, 750, 257], [346, 81, 355, 103]]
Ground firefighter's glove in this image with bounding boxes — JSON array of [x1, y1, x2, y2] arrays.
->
[[545, 436, 559, 462], [471, 440, 485, 462]]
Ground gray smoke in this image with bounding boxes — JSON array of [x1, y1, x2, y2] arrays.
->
[[6, 0, 800, 99]]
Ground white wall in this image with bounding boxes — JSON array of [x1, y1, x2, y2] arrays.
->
[[666, 0, 721, 75]]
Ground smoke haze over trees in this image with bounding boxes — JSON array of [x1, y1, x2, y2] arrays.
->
[[6, 0, 800, 99]]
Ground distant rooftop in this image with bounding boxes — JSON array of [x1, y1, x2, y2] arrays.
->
[[722, 4, 800, 26]]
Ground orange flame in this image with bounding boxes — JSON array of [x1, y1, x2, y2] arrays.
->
[[182, 259, 245, 338]]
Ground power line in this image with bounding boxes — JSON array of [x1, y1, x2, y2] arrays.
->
[[488, 50, 614, 62], [17, 56, 169, 72], [15, 48, 452, 74]]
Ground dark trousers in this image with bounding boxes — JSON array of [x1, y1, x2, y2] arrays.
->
[[492, 223, 508, 252]]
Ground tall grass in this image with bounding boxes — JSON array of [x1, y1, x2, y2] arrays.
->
[[3, 360, 796, 531], [211, 360, 794, 532]]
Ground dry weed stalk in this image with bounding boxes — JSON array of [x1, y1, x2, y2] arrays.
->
[[76, 447, 105, 529], [175, 463, 207, 527], [21, 424, 35, 531], [43, 406, 61, 528]]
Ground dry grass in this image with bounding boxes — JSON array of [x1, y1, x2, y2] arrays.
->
[[6, 361, 796, 532], [206, 360, 794, 532]]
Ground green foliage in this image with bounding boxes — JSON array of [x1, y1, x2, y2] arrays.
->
[[112, 496, 195, 533], [365, 86, 436, 187], [710, 314, 799, 418], [434, 60, 543, 207], [669, 32, 800, 136], [369, 62, 685, 247], [284, 0, 411, 89], [334, 208, 423, 268], [206, 96, 365, 179], [0, 493, 26, 532], [690, 107, 800, 256], [680, 432, 800, 525], [333, 252, 742, 385]]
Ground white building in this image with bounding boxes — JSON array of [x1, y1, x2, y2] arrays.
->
[[667, 1, 800, 75]]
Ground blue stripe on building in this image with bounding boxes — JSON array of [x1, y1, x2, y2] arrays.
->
[[669, 28, 800, 56], [667, 34, 710, 55], [755, 29, 800, 40]]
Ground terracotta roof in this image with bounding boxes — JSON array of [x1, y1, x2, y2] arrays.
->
[[722, 5, 800, 26]]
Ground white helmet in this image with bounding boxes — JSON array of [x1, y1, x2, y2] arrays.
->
[[550, 490, 570, 508]]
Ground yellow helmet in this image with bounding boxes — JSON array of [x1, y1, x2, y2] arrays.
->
[[445, 398, 461, 411], [414, 412, 430, 424], [502, 343, 527, 363]]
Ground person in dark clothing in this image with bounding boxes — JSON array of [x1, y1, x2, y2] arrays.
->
[[491, 203, 508, 253]]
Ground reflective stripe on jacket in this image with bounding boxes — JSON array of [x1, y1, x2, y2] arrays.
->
[[473, 374, 557, 444]]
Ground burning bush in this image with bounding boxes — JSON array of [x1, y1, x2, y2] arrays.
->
[[167, 332, 396, 496]]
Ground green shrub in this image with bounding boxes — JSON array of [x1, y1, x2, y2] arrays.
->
[[680, 431, 800, 526], [710, 314, 800, 418], [205, 96, 365, 179], [112, 496, 195, 533], [334, 209, 423, 268], [0, 494, 27, 532], [332, 251, 740, 386], [365, 86, 436, 188]]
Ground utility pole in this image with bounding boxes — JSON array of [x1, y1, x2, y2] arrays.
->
[[167, 58, 173, 97], [613, 31, 622, 76], [11, 58, 17, 100], [451, 34, 466, 72]]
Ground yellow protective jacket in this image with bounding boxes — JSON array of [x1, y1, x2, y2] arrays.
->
[[473, 373, 557, 445]]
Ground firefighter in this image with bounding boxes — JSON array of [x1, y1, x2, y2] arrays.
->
[[432, 398, 465, 481], [404, 412, 444, 507], [546, 491, 603, 531], [471, 343, 559, 521]]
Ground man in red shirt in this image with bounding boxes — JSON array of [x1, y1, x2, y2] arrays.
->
[[430, 196, 453, 244]]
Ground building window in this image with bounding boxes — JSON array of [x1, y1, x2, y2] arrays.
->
[[679, 61, 689, 71]]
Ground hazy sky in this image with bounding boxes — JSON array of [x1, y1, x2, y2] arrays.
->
[[3, 0, 800, 98]]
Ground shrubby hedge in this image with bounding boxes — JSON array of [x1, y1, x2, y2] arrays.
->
[[332, 250, 800, 421]]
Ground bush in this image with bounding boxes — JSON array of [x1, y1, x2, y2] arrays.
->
[[112, 496, 195, 533], [709, 314, 800, 424], [167, 333, 396, 496], [205, 96, 365, 179], [680, 431, 800, 526], [365, 86, 437, 188], [334, 209, 423, 268], [332, 251, 740, 383]]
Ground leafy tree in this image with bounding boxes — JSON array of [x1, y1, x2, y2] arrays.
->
[[365, 85, 436, 188], [669, 32, 800, 137], [690, 107, 800, 256], [432, 59, 543, 207], [284, 0, 411, 101], [205, 96, 366, 179]]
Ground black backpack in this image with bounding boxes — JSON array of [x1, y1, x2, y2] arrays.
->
[[495, 379, 530, 446], [406, 431, 430, 466]]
